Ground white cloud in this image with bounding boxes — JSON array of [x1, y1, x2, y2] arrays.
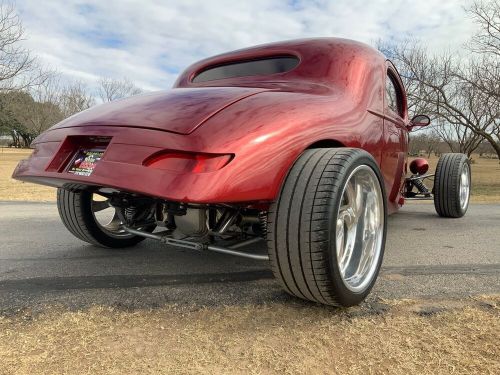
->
[[16, 0, 477, 92]]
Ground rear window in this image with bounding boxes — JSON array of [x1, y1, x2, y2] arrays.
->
[[192, 56, 299, 83]]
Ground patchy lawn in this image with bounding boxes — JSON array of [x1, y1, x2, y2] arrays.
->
[[0, 148, 54, 201], [0, 296, 498, 375]]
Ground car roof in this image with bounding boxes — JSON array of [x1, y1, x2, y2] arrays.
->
[[174, 37, 386, 90]]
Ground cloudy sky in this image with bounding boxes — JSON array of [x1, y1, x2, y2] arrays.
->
[[16, 0, 476, 92]]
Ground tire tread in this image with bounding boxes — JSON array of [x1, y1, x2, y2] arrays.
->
[[267, 148, 386, 307], [57, 188, 148, 248], [433, 153, 469, 218]]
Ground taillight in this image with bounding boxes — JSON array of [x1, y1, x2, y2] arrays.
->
[[143, 151, 233, 173]]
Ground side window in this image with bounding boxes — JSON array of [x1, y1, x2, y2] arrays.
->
[[385, 72, 402, 117]]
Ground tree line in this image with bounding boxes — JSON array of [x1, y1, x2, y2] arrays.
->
[[408, 132, 497, 158], [0, 1, 498, 159], [0, 77, 143, 147], [0, 3, 143, 147]]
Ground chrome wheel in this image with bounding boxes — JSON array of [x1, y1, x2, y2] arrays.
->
[[335, 165, 384, 292], [459, 164, 470, 210], [91, 194, 134, 238]]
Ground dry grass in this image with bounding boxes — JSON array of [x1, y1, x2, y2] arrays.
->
[[1, 148, 499, 202], [0, 148, 54, 201], [0, 296, 498, 375]]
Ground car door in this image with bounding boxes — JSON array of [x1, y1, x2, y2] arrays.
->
[[381, 63, 408, 211]]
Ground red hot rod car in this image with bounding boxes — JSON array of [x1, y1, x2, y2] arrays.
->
[[13, 38, 471, 307]]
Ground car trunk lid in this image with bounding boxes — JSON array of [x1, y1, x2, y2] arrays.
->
[[50, 87, 266, 135]]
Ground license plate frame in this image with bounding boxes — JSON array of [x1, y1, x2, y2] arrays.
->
[[67, 148, 105, 177]]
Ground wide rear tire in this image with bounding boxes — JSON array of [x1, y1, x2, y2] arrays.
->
[[57, 188, 150, 248], [267, 148, 387, 307], [433, 153, 471, 218]]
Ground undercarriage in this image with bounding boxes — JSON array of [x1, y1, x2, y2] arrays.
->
[[92, 189, 269, 260]]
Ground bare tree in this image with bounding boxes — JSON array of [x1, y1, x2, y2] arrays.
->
[[467, 0, 500, 57], [97, 77, 142, 102], [408, 131, 441, 157], [379, 1, 500, 160], [0, 2, 49, 91], [23, 76, 65, 135], [59, 81, 95, 117], [0, 78, 95, 147], [0, 2, 96, 146], [377, 38, 434, 119], [433, 0, 500, 159], [381, 38, 500, 160], [462, 0, 500, 158], [476, 140, 497, 157], [434, 119, 483, 156], [0, 77, 65, 146]]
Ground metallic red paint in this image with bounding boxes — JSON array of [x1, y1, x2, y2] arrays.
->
[[12, 38, 410, 214], [49, 87, 266, 135], [409, 158, 430, 175]]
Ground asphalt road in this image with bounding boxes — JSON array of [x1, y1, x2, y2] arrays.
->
[[0, 201, 499, 313]]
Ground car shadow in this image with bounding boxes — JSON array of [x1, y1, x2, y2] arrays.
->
[[0, 269, 274, 293]]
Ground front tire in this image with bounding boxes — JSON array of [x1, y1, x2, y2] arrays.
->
[[433, 153, 471, 218], [57, 188, 152, 248], [267, 148, 387, 307]]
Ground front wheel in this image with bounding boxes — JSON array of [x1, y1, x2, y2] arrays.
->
[[433, 153, 471, 218], [57, 188, 155, 248], [267, 148, 387, 307]]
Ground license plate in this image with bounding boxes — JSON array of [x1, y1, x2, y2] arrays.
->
[[67, 149, 104, 176]]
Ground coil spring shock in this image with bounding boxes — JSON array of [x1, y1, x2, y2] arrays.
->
[[412, 177, 430, 195], [124, 206, 137, 223], [259, 211, 267, 237]]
